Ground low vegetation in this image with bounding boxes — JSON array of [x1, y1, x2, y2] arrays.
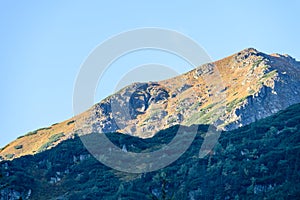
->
[[1, 104, 299, 199], [37, 132, 65, 153], [261, 70, 278, 80], [13, 145, 23, 150], [67, 120, 75, 126]]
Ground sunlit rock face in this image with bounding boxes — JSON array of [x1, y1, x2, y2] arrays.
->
[[1, 48, 300, 159], [85, 48, 300, 136]]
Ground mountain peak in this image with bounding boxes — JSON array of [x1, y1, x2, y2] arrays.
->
[[235, 47, 261, 57], [233, 47, 264, 62], [1, 48, 300, 160], [240, 47, 259, 53]]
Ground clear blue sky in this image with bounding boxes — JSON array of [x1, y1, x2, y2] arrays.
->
[[1, 1, 299, 147]]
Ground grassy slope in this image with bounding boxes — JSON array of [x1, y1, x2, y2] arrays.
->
[[1, 49, 279, 160]]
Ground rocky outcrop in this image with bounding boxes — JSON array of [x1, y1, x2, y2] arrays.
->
[[86, 83, 171, 136], [222, 50, 300, 130], [81, 48, 300, 137], [1, 48, 300, 159]]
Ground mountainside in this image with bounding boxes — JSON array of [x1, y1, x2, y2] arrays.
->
[[1, 48, 300, 160], [1, 103, 299, 199]]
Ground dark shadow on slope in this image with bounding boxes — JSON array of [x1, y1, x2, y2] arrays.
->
[[0, 104, 300, 199]]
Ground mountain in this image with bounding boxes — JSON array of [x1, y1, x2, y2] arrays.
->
[[1, 48, 300, 161], [1, 103, 299, 199]]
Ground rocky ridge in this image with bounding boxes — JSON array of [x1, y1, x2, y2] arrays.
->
[[1, 48, 300, 160], [83, 48, 300, 135]]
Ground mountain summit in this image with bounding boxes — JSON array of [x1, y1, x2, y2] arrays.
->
[[1, 48, 300, 160], [84, 48, 300, 135]]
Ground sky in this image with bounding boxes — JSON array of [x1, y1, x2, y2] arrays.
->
[[1, 1, 300, 147]]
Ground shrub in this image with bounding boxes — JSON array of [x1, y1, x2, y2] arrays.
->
[[17, 135, 25, 139], [37, 132, 65, 153], [49, 132, 64, 143], [25, 130, 38, 136], [261, 70, 277, 79], [226, 97, 248, 112], [37, 127, 52, 131], [14, 145, 23, 150], [67, 120, 75, 125], [5, 154, 14, 159], [37, 142, 52, 153], [1, 144, 10, 151]]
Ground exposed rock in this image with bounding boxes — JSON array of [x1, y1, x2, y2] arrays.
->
[[1, 48, 300, 159], [178, 84, 193, 93], [194, 63, 214, 78]]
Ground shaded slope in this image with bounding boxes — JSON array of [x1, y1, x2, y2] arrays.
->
[[0, 104, 299, 199], [1, 48, 300, 161]]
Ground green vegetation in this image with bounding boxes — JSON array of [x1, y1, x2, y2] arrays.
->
[[4, 154, 14, 159], [0, 104, 299, 199], [37, 132, 65, 153], [24, 130, 38, 136], [166, 116, 177, 124], [185, 102, 221, 125], [226, 97, 248, 112], [248, 89, 255, 95], [261, 70, 277, 79], [23, 126, 52, 137], [37, 143, 52, 153], [13, 145, 23, 150], [184, 112, 203, 125], [0, 144, 10, 152], [204, 102, 218, 110], [257, 70, 278, 87], [197, 110, 221, 124], [49, 132, 64, 142], [37, 127, 52, 131], [190, 101, 203, 111], [261, 65, 269, 69], [67, 120, 75, 125], [251, 58, 263, 70]]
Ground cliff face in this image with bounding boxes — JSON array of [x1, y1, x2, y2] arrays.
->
[[1, 48, 300, 160], [84, 48, 300, 135], [224, 51, 300, 130]]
